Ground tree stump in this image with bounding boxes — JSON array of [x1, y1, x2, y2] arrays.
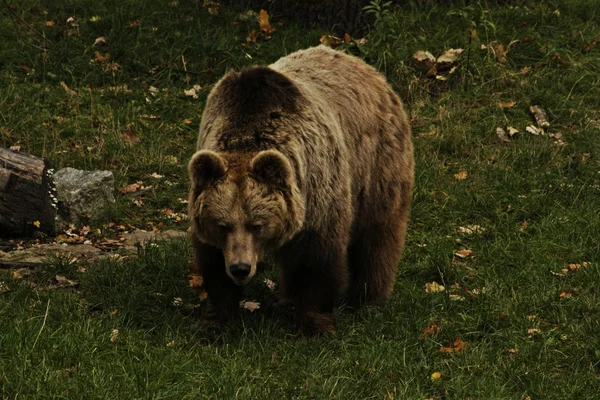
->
[[0, 147, 57, 237]]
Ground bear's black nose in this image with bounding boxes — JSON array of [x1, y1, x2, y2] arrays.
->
[[230, 263, 251, 278]]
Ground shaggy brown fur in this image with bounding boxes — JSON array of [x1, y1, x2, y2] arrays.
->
[[188, 46, 414, 335]]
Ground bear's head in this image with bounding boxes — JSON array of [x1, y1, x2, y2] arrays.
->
[[188, 149, 305, 285]]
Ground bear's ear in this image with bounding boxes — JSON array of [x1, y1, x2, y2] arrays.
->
[[188, 150, 227, 192], [250, 150, 293, 191]]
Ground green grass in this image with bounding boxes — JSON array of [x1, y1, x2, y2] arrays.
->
[[1, 0, 600, 398]]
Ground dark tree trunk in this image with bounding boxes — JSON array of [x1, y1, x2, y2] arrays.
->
[[0, 147, 57, 237]]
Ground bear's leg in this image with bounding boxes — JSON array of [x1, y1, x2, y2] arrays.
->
[[278, 230, 348, 336], [347, 187, 411, 307], [193, 240, 242, 324]]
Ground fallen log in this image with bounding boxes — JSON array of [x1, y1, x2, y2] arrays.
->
[[0, 147, 57, 237]]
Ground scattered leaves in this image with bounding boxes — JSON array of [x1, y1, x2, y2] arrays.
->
[[413, 49, 463, 80]]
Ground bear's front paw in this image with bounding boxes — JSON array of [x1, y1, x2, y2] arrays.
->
[[298, 311, 336, 336]]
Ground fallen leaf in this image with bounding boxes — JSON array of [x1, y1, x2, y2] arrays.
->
[[559, 290, 573, 299], [458, 225, 485, 235], [436, 48, 464, 64], [121, 126, 139, 144], [110, 328, 119, 343], [420, 323, 441, 339], [519, 220, 528, 232], [527, 328, 540, 335], [189, 274, 204, 288], [425, 282, 445, 293], [184, 87, 199, 99], [9, 145, 21, 151], [529, 105, 550, 128], [507, 126, 520, 137], [240, 300, 260, 312], [166, 339, 175, 347], [33, 220, 41, 228], [440, 337, 467, 353], [553, 52, 567, 65], [264, 278, 276, 291], [496, 127, 509, 142], [119, 182, 142, 193], [526, 125, 543, 135], [519, 66, 532, 74], [183, 119, 193, 125], [320, 34, 344, 48], [60, 81, 77, 96], [584, 40, 598, 53], [258, 9, 275, 35], [172, 297, 183, 306], [454, 169, 468, 180], [203, 1, 221, 15], [343, 33, 351, 43], [454, 249, 473, 258], [150, 172, 164, 179], [94, 36, 106, 46], [45, 21, 56, 27], [431, 372, 442, 381], [498, 101, 516, 109]]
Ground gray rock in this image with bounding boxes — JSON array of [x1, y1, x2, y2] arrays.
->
[[54, 167, 115, 223]]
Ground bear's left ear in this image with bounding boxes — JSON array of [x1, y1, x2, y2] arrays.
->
[[188, 150, 227, 193], [250, 150, 293, 191]]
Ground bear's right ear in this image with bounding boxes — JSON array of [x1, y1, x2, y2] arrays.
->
[[188, 150, 227, 192]]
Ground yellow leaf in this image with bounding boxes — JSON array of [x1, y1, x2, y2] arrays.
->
[[431, 372, 442, 381], [425, 282, 445, 293], [454, 169, 468, 180], [45, 21, 56, 27], [33, 220, 41, 228]]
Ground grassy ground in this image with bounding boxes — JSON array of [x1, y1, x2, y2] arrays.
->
[[1, 0, 600, 398]]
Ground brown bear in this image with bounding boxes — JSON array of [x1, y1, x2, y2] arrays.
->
[[188, 45, 414, 335]]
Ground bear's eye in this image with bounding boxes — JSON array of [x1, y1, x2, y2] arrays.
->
[[248, 223, 263, 234], [217, 222, 232, 233]]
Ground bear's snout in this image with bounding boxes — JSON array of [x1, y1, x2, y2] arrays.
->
[[230, 263, 251, 279]]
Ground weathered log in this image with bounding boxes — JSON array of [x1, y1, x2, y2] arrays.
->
[[0, 147, 57, 237]]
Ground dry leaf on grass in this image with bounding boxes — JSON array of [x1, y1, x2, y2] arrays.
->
[[454, 249, 473, 258], [454, 169, 468, 180], [431, 372, 442, 381], [425, 282, 445, 293], [458, 225, 484, 235], [498, 101, 516, 109], [240, 300, 260, 312], [264, 279, 276, 291], [420, 323, 441, 339], [110, 328, 119, 343], [440, 337, 467, 353]]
